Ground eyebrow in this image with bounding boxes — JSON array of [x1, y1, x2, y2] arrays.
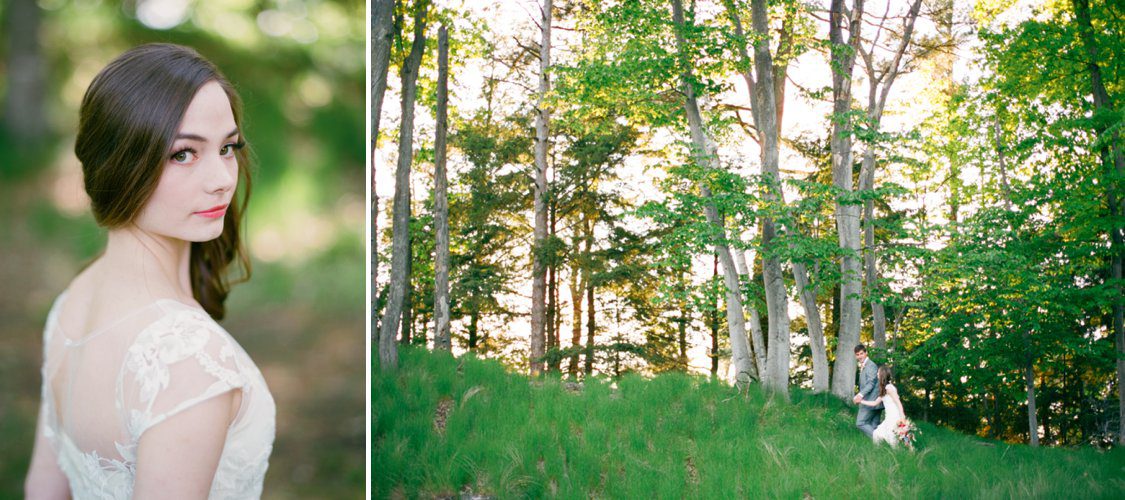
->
[[175, 128, 240, 142]]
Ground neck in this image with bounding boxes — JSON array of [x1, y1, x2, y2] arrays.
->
[[99, 226, 194, 302]]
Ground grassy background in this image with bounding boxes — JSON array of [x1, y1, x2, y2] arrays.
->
[[374, 346, 1125, 498]]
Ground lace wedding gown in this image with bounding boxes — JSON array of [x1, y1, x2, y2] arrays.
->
[[872, 383, 905, 448], [37, 292, 275, 499]]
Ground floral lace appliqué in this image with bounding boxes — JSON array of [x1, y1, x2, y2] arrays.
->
[[44, 300, 275, 500], [125, 311, 211, 405]]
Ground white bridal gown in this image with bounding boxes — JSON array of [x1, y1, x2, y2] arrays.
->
[[872, 383, 905, 448], [37, 292, 275, 499]]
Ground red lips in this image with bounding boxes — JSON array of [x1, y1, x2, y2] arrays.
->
[[194, 204, 228, 219]]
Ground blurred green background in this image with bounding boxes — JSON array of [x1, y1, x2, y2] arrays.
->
[[0, 0, 365, 498]]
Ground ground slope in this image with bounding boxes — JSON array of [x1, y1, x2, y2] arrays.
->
[[374, 347, 1125, 498]]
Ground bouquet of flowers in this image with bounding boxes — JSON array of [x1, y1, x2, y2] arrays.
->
[[894, 418, 919, 450]]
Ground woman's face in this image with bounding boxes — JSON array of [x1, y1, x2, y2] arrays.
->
[[134, 80, 241, 243]]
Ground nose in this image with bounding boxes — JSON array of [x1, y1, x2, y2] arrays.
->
[[202, 150, 237, 194]]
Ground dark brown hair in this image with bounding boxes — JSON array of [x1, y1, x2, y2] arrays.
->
[[877, 365, 892, 398], [76, 43, 251, 320]]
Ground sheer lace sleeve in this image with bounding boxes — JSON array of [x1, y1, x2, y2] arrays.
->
[[25, 296, 70, 499], [117, 307, 248, 448]]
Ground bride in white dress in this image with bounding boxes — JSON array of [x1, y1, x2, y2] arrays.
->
[[24, 44, 274, 499], [859, 365, 907, 448]]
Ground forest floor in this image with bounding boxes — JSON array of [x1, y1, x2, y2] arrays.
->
[[374, 346, 1125, 498]]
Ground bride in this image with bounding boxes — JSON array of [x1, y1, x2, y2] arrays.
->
[[858, 365, 907, 448], [23, 44, 274, 499]]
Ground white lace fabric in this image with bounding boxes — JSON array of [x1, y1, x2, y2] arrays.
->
[[38, 292, 275, 499]]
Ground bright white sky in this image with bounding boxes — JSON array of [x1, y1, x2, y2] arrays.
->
[[374, 0, 1042, 379]]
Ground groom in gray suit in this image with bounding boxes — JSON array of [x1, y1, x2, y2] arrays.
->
[[852, 344, 883, 437]]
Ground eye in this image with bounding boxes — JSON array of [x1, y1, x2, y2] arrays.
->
[[220, 140, 246, 158], [170, 148, 197, 164]]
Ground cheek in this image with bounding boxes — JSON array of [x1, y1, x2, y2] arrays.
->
[[227, 159, 240, 188], [142, 168, 193, 220]]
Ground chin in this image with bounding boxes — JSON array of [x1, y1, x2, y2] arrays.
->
[[185, 223, 226, 243]]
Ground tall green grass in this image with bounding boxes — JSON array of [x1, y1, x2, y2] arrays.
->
[[374, 347, 1125, 498]]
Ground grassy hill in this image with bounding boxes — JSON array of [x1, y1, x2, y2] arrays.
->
[[374, 347, 1125, 498]]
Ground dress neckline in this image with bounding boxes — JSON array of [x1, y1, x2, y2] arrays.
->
[[52, 290, 208, 347]]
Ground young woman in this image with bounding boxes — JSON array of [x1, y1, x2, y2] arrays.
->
[[859, 365, 907, 448], [24, 44, 274, 499]]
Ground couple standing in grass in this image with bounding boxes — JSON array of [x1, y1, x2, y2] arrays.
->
[[853, 344, 916, 449]]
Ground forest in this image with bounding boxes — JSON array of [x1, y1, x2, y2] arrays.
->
[[372, 0, 1124, 450]]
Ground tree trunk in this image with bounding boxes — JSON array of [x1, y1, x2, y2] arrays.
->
[[719, 0, 792, 395], [554, 282, 563, 367], [1042, 373, 1052, 444], [678, 312, 688, 370], [378, 0, 427, 371], [1074, 0, 1125, 445], [613, 302, 622, 377], [547, 200, 559, 372], [670, 0, 758, 386], [569, 263, 584, 378], [468, 310, 480, 351], [829, 279, 841, 342], [1024, 332, 1040, 446], [586, 274, 596, 376], [529, 0, 553, 376], [401, 234, 413, 344], [748, 0, 793, 399], [793, 260, 829, 391], [733, 248, 766, 379], [725, 2, 823, 391], [860, 146, 886, 350], [584, 218, 596, 376], [433, 25, 452, 351], [712, 253, 721, 377], [677, 267, 689, 369], [1115, 217, 1125, 445], [547, 260, 557, 371], [554, 274, 563, 370], [371, 0, 395, 339], [2, 0, 47, 143], [828, 0, 866, 399], [371, 0, 395, 143]]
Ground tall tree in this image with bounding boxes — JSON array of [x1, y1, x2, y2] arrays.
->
[[450, 110, 529, 355], [745, 0, 793, 395], [379, 0, 428, 371], [433, 24, 452, 351], [669, 0, 758, 386], [371, 0, 396, 339], [1073, 0, 1125, 445], [828, 0, 867, 399], [856, 0, 924, 349], [993, 99, 1039, 447], [530, 0, 553, 376], [723, 0, 814, 391]]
